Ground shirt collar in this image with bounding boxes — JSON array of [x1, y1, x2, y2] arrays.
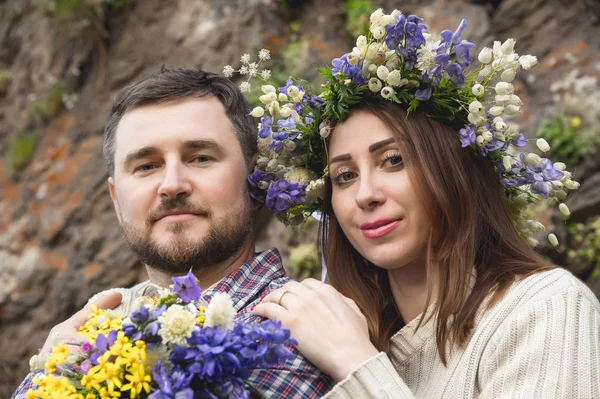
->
[[201, 248, 286, 311]]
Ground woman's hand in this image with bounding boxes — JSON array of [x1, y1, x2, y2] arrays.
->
[[252, 278, 380, 382]]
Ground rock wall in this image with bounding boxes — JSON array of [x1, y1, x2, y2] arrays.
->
[[1, 0, 599, 394]]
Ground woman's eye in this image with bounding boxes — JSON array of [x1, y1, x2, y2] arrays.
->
[[383, 154, 403, 168], [333, 170, 357, 185]]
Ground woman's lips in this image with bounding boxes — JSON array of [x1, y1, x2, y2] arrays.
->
[[360, 219, 401, 238]]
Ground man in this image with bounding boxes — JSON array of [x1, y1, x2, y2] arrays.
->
[[12, 67, 332, 398]]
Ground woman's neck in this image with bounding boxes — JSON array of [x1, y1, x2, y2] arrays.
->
[[387, 259, 438, 324]]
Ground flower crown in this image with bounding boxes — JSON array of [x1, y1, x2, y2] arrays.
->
[[225, 8, 579, 246]]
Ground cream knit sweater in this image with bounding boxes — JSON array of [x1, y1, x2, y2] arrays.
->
[[324, 268, 600, 398]]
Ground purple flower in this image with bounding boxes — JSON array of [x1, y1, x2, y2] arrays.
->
[[131, 306, 150, 325], [80, 359, 92, 374], [149, 362, 194, 399], [458, 124, 476, 147], [414, 87, 432, 101], [81, 342, 93, 353], [172, 272, 202, 303], [247, 170, 273, 203], [259, 116, 273, 139], [385, 14, 427, 71], [331, 54, 365, 85], [265, 180, 307, 212]]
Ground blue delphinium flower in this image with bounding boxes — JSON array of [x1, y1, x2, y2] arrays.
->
[[247, 170, 273, 204], [458, 124, 476, 147], [385, 14, 427, 71], [265, 180, 307, 212], [414, 87, 432, 101], [331, 54, 365, 85], [149, 361, 194, 399], [172, 272, 202, 303], [259, 116, 273, 139]]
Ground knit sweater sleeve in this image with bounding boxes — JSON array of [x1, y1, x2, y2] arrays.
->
[[321, 352, 415, 398], [478, 285, 600, 398]]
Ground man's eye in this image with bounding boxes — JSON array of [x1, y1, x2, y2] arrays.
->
[[136, 164, 157, 172], [192, 156, 211, 163]]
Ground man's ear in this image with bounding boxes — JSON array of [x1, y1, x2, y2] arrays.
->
[[246, 153, 262, 211], [108, 176, 122, 223]]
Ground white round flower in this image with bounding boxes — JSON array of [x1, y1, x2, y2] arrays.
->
[[259, 92, 277, 105], [368, 77, 382, 92], [494, 120, 507, 131], [386, 69, 402, 86], [367, 63, 378, 74], [472, 84, 484, 97], [476, 135, 486, 147], [248, 62, 258, 77], [319, 125, 331, 138], [306, 178, 325, 204], [524, 153, 543, 167], [278, 93, 288, 102], [500, 39, 516, 55], [559, 203, 571, 217], [258, 48, 271, 61], [279, 105, 293, 118], [157, 304, 197, 346], [536, 138, 551, 153], [347, 52, 360, 66], [507, 94, 522, 106], [261, 85, 276, 94], [205, 292, 236, 331], [478, 47, 493, 64], [287, 85, 300, 98], [502, 155, 512, 172], [239, 82, 251, 93], [495, 82, 514, 95], [356, 35, 368, 51], [250, 107, 265, 118], [501, 69, 516, 82], [504, 104, 521, 115], [477, 66, 493, 81], [240, 53, 251, 64], [381, 15, 396, 26], [222, 65, 234, 78], [416, 39, 439, 74], [370, 8, 385, 24], [489, 106, 504, 116], [554, 162, 566, 171], [482, 130, 493, 143], [371, 24, 385, 40], [239, 65, 249, 75], [365, 43, 379, 62], [376, 65, 390, 81], [267, 101, 280, 116], [380, 86, 395, 99], [468, 101, 484, 114], [519, 55, 538, 70], [390, 9, 402, 19], [564, 180, 580, 190], [468, 112, 483, 125]]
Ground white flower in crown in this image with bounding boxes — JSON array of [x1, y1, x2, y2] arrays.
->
[[205, 292, 236, 331]]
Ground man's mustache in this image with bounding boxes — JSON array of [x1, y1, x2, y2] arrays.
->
[[146, 197, 211, 224]]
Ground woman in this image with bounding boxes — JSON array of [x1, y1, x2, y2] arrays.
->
[[244, 8, 600, 398]]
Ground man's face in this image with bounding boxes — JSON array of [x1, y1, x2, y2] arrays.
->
[[108, 97, 253, 274]]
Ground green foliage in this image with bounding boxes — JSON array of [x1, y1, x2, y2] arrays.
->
[[6, 132, 37, 173], [567, 216, 600, 280], [345, 0, 375, 38], [29, 82, 67, 123], [289, 242, 321, 280], [318, 66, 367, 121], [0, 69, 10, 95], [536, 115, 598, 166]]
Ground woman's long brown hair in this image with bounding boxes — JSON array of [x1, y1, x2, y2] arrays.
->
[[320, 100, 552, 364]]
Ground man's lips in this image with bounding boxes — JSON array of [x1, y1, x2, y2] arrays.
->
[[359, 218, 401, 238], [155, 210, 200, 222]]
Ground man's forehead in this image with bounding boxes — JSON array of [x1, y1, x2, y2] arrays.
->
[[114, 98, 236, 156]]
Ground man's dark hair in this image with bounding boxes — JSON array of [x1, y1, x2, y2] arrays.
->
[[103, 67, 257, 176]]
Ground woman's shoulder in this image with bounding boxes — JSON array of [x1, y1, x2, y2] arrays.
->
[[477, 267, 600, 343], [504, 267, 599, 310]]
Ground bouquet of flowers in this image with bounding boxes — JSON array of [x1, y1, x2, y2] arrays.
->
[[27, 273, 297, 399]]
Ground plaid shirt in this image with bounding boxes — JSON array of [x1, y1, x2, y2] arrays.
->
[[12, 248, 332, 398]]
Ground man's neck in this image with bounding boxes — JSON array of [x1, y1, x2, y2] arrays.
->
[[145, 240, 256, 291]]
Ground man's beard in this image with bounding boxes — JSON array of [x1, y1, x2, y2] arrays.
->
[[120, 196, 252, 275]]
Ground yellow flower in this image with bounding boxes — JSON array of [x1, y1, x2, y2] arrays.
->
[[571, 116, 582, 128], [122, 363, 152, 398]]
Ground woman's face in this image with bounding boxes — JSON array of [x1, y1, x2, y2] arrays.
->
[[328, 111, 431, 271]]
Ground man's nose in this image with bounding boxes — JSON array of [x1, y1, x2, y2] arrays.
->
[[157, 162, 193, 199]]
